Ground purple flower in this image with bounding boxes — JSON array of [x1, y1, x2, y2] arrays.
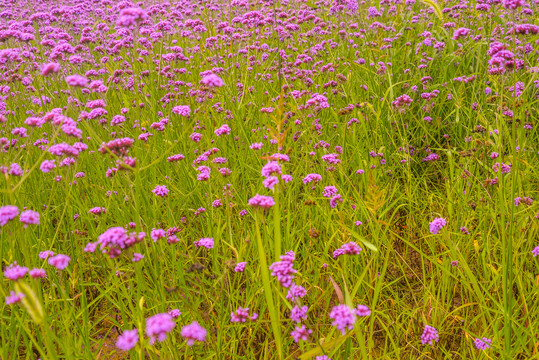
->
[[40, 160, 56, 173], [355, 305, 371, 317], [420, 325, 439, 345], [48, 254, 71, 270], [39, 250, 54, 259], [290, 306, 309, 323], [329, 305, 356, 335], [290, 325, 312, 343], [169, 309, 181, 318], [323, 186, 339, 198], [132, 253, 144, 262], [269, 251, 297, 288], [231, 307, 256, 323], [152, 185, 169, 197], [263, 176, 279, 190], [146, 313, 175, 344], [303, 173, 322, 184], [248, 194, 275, 209], [172, 105, 191, 117], [0, 205, 19, 226], [5, 291, 24, 305], [532, 246, 539, 257], [452, 28, 470, 40], [41, 63, 61, 76], [89, 207, 106, 215], [116, 329, 138, 351], [181, 321, 207, 346], [286, 284, 307, 301], [429, 218, 446, 235], [4, 262, 28, 280], [474, 337, 492, 350], [65, 75, 88, 87], [96, 227, 145, 258], [234, 262, 246, 272], [150, 229, 166, 242], [201, 73, 224, 87], [333, 242, 362, 259], [194, 238, 214, 249], [29, 268, 47, 278], [215, 124, 231, 136], [261, 162, 282, 177], [502, 0, 525, 9]]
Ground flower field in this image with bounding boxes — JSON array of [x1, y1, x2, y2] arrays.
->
[[1, 0, 539, 358]]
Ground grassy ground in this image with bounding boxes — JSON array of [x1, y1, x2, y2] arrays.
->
[[1, 0, 539, 359]]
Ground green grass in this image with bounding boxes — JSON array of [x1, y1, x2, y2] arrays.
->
[[1, 0, 539, 359]]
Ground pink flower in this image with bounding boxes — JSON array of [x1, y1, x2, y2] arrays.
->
[[146, 313, 175, 344], [152, 185, 169, 197], [5, 291, 24, 305], [181, 321, 207, 346], [201, 74, 224, 87], [116, 329, 138, 351], [4, 262, 28, 280], [0, 205, 19, 226], [172, 105, 191, 117], [65, 75, 88, 87], [234, 262, 246, 272], [48, 254, 71, 270], [248, 194, 275, 209]]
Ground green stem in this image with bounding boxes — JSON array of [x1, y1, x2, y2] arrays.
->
[[254, 211, 282, 359], [273, 185, 282, 262]]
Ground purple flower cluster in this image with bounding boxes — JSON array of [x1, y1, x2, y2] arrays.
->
[[269, 251, 297, 288], [146, 313, 175, 344], [429, 218, 447, 235], [333, 242, 362, 259], [87, 227, 145, 258], [420, 325, 439, 345], [181, 321, 207, 346]]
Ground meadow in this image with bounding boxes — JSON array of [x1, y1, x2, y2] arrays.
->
[[1, 0, 539, 358]]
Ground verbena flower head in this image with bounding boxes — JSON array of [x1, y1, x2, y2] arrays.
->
[[0, 205, 19, 226], [194, 238, 214, 249], [286, 284, 307, 301], [48, 254, 71, 270], [291, 325, 312, 343], [269, 251, 297, 288], [4, 262, 28, 280], [234, 262, 246, 272], [420, 325, 439, 345], [65, 75, 88, 87], [95, 227, 145, 258], [333, 242, 362, 259], [329, 304, 357, 335], [230, 307, 257, 323], [248, 194, 275, 209], [29, 268, 47, 278], [116, 329, 138, 351], [6, 291, 25, 305], [502, 0, 525, 9], [474, 337, 492, 350], [146, 313, 175, 344], [290, 305, 309, 323], [172, 105, 191, 117], [152, 185, 169, 197], [261, 162, 281, 177], [429, 218, 447, 235], [201, 73, 224, 87], [181, 321, 207, 346]]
